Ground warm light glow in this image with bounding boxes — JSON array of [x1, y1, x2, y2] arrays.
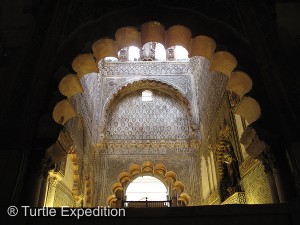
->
[[125, 176, 168, 201], [142, 90, 153, 102]]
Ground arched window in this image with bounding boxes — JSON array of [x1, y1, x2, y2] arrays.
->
[[167, 45, 189, 61], [142, 90, 153, 102], [128, 46, 140, 61], [118, 46, 140, 61], [141, 42, 166, 61], [125, 176, 168, 201]]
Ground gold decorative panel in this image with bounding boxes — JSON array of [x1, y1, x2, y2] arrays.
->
[[240, 161, 273, 204], [53, 183, 74, 207], [221, 192, 246, 204]]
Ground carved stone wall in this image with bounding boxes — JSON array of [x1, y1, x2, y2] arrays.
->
[[53, 182, 74, 207], [67, 57, 228, 145], [106, 90, 190, 140], [202, 189, 221, 205], [97, 155, 200, 206], [65, 57, 232, 206], [240, 161, 273, 204], [221, 192, 246, 204]]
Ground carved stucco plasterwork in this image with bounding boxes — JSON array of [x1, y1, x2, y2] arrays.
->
[[195, 70, 229, 140], [101, 140, 196, 155], [97, 155, 200, 206], [99, 60, 195, 76], [64, 56, 230, 206], [53, 182, 74, 207], [221, 192, 247, 205], [67, 57, 228, 146], [106, 90, 190, 141], [64, 117, 88, 195], [101, 76, 195, 129], [240, 161, 273, 204]]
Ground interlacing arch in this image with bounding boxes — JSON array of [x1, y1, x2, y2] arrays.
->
[[103, 79, 193, 127]]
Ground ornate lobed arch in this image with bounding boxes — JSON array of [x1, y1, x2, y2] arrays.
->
[[107, 161, 190, 207], [49, 21, 263, 207], [53, 21, 261, 132], [102, 79, 194, 129]]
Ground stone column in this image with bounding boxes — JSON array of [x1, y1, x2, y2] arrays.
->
[[115, 189, 124, 208], [260, 154, 280, 203], [38, 177, 48, 207], [260, 150, 286, 203], [206, 157, 213, 194], [171, 196, 178, 207], [74, 195, 83, 207], [45, 171, 62, 207], [38, 157, 55, 207]]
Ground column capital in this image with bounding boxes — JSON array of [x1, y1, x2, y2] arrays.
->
[[48, 171, 63, 187]]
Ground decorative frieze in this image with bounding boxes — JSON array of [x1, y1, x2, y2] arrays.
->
[[100, 140, 197, 155], [221, 192, 246, 204], [240, 162, 273, 204], [53, 182, 74, 207], [99, 60, 195, 77], [202, 189, 221, 205], [239, 156, 260, 178]]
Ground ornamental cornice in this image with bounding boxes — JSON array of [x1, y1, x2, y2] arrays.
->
[[97, 139, 199, 155], [98, 58, 203, 77]]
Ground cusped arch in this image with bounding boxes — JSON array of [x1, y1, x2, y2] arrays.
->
[[107, 161, 190, 207], [103, 79, 193, 127]]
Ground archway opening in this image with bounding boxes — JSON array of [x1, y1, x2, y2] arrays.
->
[[125, 176, 168, 201]]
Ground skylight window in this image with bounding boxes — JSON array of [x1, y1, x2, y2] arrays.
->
[[142, 90, 153, 101]]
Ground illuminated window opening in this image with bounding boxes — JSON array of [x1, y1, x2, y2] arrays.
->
[[128, 46, 140, 61], [154, 43, 166, 61], [142, 90, 153, 101], [141, 42, 166, 61], [167, 45, 189, 61], [118, 46, 140, 61], [125, 176, 168, 201], [104, 56, 118, 62]]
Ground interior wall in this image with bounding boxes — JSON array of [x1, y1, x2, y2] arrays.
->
[[200, 93, 273, 205], [240, 161, 273, 204], [106, 90, 190, 140], [97, 89, 201, 206], [52, 154, 74, 207]]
